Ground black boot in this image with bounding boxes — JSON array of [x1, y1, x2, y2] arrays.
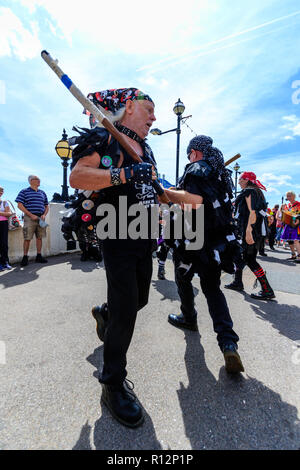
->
[[251, 275, 275, 300], [20, 255, 28, 267], [222, 344, 244, 374], [224, 269, 244, 291], [157, 264, 166, 280], [168, 312, 198, 331], [101, 380, 144, 428], [92, 303, 109, 341]]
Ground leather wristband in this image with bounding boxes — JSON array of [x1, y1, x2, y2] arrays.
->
[[110, 167, 122, 186], [124, 166, 132, 182]]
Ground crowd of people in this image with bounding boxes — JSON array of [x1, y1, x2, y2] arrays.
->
[[1, 86, 300, 430]]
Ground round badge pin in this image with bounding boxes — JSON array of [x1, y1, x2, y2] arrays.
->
[[101, 155, 113, 167], [82, 199, 94, 210], [81, 213, 92, 222]]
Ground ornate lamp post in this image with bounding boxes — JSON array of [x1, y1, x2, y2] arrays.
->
[[151, 98, 187, 186], [233, 162, 241, 198], [54, 129, 72, 202], [173, 99, 185, 186]]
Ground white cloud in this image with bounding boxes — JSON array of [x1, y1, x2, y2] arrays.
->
[[17, 0, 213, 54], [281, 114, 300, 138], [0, 7, 42, 60], [259, 172, 292, 187]]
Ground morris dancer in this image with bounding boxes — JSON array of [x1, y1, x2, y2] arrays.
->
[[69, 88, 157, 428], [225, 171, 275, 299], [164, 135, 244, 374]]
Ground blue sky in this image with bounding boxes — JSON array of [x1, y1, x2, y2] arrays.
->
[[1, 0, 300, 212]]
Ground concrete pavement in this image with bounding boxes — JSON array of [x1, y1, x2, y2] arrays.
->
[[0, 245, 299, 449]]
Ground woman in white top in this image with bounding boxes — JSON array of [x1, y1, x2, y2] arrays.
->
[[0, 187, 13, 270]]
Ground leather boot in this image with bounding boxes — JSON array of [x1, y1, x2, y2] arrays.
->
[[224, 268, 244, 291], [168, 312, 198, 331], [92, 303, 108, 341], [222, 344, 244, 374], [157, 264, 166, 280], [251, 275, 275, 300], [101, 381, 144, 428]]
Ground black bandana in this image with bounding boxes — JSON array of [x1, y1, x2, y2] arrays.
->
[[187, 135, 233, 197]]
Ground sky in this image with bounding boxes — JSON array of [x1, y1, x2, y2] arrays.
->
[[1, 0, 300, 213]]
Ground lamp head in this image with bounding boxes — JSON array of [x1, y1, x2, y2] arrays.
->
[[150, 128, 162, 135], [233, 163, 240, 172], [55, 129, 72, 159], [173, 98, 185, 116]]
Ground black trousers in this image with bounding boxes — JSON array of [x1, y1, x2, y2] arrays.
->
[[241, 241, 262, 272], [157, 242, 170, 263], [0, 220, 9, 265], [268, 225, 276, 249], [173, 251, 239, 350], [100, 239, 153, 386]]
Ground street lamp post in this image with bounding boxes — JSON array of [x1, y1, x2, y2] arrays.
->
[[233, 162, 241, 198], [54, 129, 72, 202], [150, 98, 186, 186], [173, 99, 185, 185]]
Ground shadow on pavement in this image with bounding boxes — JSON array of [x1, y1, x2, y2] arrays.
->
[[0, 253, 104, 289], [72, 346, 162, 450], [244, 294, 300, 342], [178, 331, 300, 449], [67, 255, 104, 273], [151, 278, 199, 302]]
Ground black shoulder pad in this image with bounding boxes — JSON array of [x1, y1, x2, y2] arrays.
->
[[185, 160, 212, 179], [70, 127, 110, 168]]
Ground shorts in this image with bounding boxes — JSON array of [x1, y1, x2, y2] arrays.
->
[[23, 215, 47, 241]]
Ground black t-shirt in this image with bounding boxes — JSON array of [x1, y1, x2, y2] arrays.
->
[[70, 127, 157, 241], [179, 160, 234, 245], [167, 160, 240, 274]]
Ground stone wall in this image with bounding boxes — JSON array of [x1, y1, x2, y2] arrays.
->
[[8, 203, 79, 263]]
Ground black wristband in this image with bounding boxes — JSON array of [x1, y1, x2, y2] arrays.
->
[[110, 167, 122, 186], [124, 166, 132, 182]]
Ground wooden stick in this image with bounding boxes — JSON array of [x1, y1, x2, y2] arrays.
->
[[225, 153, 241, 167], [41, 50, 169, 202]]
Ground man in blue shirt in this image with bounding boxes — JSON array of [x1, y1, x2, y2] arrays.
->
[[16, 175, 49, 266]]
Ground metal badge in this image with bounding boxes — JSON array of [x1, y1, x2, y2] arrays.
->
[[101, 155, 113, 167], [87, 225, 94, 230], [81, 213, 92, 222], [82, 200, 94, 210]]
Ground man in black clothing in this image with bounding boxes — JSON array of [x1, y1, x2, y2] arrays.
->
[[70, 88, 157, 428], [163, 135, 244, 374]]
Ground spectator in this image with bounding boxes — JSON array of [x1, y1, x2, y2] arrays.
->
[[275, 203, 285, 247], [268, 205, 278, 251], [281, 191, 300, 262], [16, 175, 49, 266], [0, 186, 13, 271]]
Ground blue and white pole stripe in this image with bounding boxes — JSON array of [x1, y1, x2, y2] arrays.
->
[[41, 50, 106, 125]]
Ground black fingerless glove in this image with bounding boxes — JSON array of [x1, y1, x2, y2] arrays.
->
[[124, 163, 153, 185]]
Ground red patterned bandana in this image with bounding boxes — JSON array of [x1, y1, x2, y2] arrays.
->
[[240, 171, 267, 191], [84, 88, 154, 127]]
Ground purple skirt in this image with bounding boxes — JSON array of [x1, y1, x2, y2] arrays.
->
[[281, 224, 300, 241]]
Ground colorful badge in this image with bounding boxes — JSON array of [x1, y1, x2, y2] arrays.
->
[[101, 155, 113, 167], [82, 200, 94, 210], [87, 225, 94, 231], [81, 213, 92, 222]]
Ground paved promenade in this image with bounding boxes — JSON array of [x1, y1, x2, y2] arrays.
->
[[0, 246, 300, 450]]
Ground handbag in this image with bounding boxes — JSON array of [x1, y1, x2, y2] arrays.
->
[[7, 201, 21, 230]]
